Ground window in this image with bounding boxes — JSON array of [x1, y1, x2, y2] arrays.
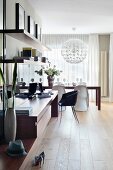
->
[[44, 48, 88, 85]]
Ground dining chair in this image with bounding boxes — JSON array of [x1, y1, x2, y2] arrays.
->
[[58, 90, 79, 123], [52, 85, 66, 102], [52, 85, 66, 111], [74, 85, 89, 111]]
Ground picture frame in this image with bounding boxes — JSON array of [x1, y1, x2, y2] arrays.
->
[[38, 25, 42, 41], [15, 3, 25, 29], [35, 24, 38, 39], [40, 27, 42, 42], [28, 16, 35, 36], [25, 11, 28, 31]]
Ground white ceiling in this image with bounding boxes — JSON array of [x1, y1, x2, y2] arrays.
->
[[29, 0, 113, 34]]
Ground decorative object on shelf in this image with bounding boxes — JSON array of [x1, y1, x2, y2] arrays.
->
[[61, 38, 88, 64], [47, 76, 55, 87], [31, 78, 34, 82], [23, 47, 32, 58], [35, 69, 43, 76], [32, 49, 38, 58], [35, 68, 43, 83], [28, 16, 35, 36], [15, 3, 25, 29], [39, 77, 42, 83], [44, 65, 62, 87], [17, 81, 26, 87], [41, 57, 46, 63], [35, 24, 38, 39], [0, 63, 17, 143], [34, 56, 38, 61], [21, 78, 23, 82]]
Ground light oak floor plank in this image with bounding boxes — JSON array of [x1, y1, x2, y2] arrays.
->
[[20, 102, 113, 170]]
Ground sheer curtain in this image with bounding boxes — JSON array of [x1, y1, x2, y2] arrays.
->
[[101, 51, 108, 97], [43, 34, 89, 85], [88, 34, 99, 100], [109, 33, 113, 102]]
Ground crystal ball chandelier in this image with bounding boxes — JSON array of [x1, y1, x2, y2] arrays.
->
[[61, 39, 88, 64]]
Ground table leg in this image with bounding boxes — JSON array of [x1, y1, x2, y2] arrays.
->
[[51, 94, 58, 117], [96, 90, 98, 106], [98, 87, 101, 110]]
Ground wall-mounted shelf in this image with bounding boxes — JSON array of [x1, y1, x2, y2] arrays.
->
[[23, 59, 48, 66], [0, 58, 24, 63], [0, 57, 49, 66], [0, 29, 51, 52]]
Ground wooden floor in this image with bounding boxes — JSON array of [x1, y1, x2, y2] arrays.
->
[[20, 102, 113, 170]]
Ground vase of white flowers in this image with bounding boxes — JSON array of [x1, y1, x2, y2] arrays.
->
[[44, 65, 62, 87], [47, 76, 55, 87]]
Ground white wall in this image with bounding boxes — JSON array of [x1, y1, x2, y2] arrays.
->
[[6, 0, 42, 59]]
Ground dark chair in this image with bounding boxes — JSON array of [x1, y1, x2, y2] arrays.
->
[[58, 90, 79, 123]]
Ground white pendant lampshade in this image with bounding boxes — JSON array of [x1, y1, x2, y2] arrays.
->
[[61, 39, 88, 64]]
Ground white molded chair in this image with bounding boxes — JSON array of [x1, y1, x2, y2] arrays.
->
[[52, 85, 66, 111], [52, 85, 66, 102], [74, 85, 89, 111]]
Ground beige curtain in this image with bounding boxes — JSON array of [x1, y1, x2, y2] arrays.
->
[[109, 33, 113, 102], [100, 51, 108, 97], [88, 34, 99, 101]]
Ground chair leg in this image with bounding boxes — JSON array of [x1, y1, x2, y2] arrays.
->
[[63, 106, 66, 111], [71, 106, 79, 123], [59, 106, 63, 124], [59, 105, 66, 112]]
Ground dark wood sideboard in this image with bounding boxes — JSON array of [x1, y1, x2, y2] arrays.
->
[[16, 90, 58, 139]]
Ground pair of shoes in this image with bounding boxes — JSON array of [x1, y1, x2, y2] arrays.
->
[[32, 151, 45, 167], [34, 155, 42, 167], [38, 151, 45, 164]]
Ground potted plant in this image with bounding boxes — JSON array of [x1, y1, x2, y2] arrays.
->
[[44, 65, 62, 87], [35, 68, 43, 83], [35, 68, 43, 76], [0, 63, 17, 143]]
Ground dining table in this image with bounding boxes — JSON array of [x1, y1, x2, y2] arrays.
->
[[44, 85, 101, 110]]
